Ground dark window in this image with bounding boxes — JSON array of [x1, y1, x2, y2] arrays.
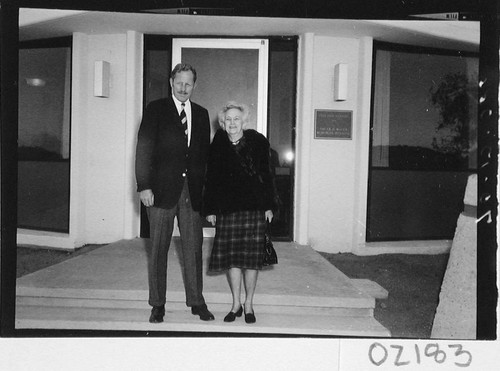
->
[[367, 42, 478, 241], [18, 38, 72, 232]]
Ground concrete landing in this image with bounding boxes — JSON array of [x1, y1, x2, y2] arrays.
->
[[16, 238, 390, 336]]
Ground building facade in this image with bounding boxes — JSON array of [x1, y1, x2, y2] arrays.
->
[[17, 9, 479, 255]]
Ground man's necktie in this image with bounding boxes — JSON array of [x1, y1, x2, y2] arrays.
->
[[180, 103, 188, 141]]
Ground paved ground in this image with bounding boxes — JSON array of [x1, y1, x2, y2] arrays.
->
[[16, 243, 449, 338], [319, 252, 449, 338]]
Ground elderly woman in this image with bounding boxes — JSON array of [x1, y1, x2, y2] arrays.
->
[[204, 101, 275, 324]]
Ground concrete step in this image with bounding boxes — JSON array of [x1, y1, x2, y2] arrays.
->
[[351, 279, 388, 300], [16, 283, 377, 309], [14, 239, 390, 337], [16, 280, 376, 315], [15, 304, 391, 336], [16, 294, 374, 318]]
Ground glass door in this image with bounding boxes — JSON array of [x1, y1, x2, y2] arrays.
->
[[172, 38, 269, 236], [172, 38, 269, 136]]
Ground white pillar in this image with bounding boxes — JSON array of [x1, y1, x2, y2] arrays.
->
[[294, 33, 314, 245], [352, 37, 373, 252], [123, 31, 143, 239]]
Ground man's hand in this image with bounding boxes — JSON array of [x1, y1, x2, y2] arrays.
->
[[206, 215, 216, 226], [140, 189, 154, 207]]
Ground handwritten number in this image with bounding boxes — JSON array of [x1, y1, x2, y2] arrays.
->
[[425, 343, 446, 363], [368, 342, 472, 367], [415, 344, 421, 364], [368, 343, 388, 366], [448, 344, 472, 367], [391, 345, 410, 366]]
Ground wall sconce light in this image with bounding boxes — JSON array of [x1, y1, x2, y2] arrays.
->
[[25, 77, 46, 87], [94, 60, 110, 98], [334, 63, 348, 101]]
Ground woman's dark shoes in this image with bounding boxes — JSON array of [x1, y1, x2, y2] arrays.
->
[[244, 310, 256, 324], [149, 305, 165, 323], [223, 306, 243, 322]]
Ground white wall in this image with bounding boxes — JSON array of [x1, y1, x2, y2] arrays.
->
[[84, 34, 128, 241], [295, 35, 372, 253], [76, 32, 142, 245]]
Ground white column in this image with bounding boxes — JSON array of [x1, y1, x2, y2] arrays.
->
[[70, 32, 90, 247], [294, 33, 314, 245], [123, 31, 144, 239], [351, 37, 373, 252]]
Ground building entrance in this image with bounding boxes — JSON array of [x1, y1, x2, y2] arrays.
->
[[142, 36, 297, 241]]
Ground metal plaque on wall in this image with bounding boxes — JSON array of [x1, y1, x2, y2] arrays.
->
[[314, 109, 352, 140]]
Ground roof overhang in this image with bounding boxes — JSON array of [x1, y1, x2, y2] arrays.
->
[[19, 8, 479, 52]]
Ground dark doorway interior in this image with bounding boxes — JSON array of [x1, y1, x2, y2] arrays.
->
[[140, 36, 172, 238], [267, 37, 297, 240]]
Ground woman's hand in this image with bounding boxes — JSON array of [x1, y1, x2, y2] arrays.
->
[[265, 210, 273, 223], [206, 215, 216, 226]]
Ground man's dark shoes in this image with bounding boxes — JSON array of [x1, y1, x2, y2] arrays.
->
[[191, 304, 215, 321], [223, 306, 243, 322], [149, 305, 165, 323]]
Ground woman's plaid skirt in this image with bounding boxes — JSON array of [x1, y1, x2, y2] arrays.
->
[[209, 210, 266, 272]]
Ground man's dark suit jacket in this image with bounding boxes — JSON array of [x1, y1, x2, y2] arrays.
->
[[135, 97, 210, 212]]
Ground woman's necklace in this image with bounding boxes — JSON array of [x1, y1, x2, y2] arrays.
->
[[229, 134, 243, 145]]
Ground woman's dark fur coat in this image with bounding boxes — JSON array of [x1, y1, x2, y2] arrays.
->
[[203, 129, 276, 216]]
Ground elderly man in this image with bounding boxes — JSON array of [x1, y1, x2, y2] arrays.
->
[[135, 63, 214, 323]]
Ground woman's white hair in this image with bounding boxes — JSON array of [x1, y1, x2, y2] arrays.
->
[[218, 101, 250, 127]]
